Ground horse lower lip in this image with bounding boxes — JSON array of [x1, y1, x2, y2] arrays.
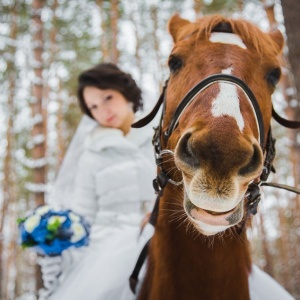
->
[[185, 197, 244, 228]]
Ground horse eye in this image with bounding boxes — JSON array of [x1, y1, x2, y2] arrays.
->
[[266, 68, 281, 87], [168, 56, 183, 73]]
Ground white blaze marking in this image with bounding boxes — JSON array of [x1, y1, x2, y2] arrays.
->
[[211, 68, 245, 131], [209, 32, 247, 49]]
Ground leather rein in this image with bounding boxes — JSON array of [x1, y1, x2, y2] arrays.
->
[[129, 73, 300, 294]]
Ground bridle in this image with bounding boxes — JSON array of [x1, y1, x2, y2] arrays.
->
[[133, 73, 300, 215], [129, 73, 300, 293]]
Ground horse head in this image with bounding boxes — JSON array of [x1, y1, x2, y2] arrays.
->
[[162, 14, 284, 236]]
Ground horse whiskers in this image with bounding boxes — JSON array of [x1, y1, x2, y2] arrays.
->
[[159, 201, 184, 213], [217, 233, 227, 249], [164, 167, 183, 184], [208, 235, 217, 249], [159, 152, 175, 165], [184, 217, 194, 233], [163, 157, 174, 163], [190, 223, 203, 241], [161, 196, 191, 229], [161, 210, 186, 222], [163, 198, 183, 208], [156, 208, 187, 227], [164, 165, 179, 175], [227, 224, 247, 244], [237, 225, 249, 243], [159, 149, 175, 156], [169, 213, 188, 226], [161, 199, 187, 225], [160, 207, 183, 212], [159, 149, 183, 176]]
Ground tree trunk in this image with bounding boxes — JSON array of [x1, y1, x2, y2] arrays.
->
[[150, 5, 164, 90], [0, 3, 18, 298], [280, 0, 300, 187], [193, 0, 204, 17], [262, 0, 276, 26], [49, 0, 66, 170], [31, 0, 46, 292], [128, 4, 143, 83], [57, 82, 66, 168], [280, 1, 300, 296], [258, 211, 274, 276], [4, 205, 18, 300], [97, 0, 120, 63], [110, 0, 120, 63], [275, 201, 292, 291], [281, 0, 300, 105], [31, 0, 46, 206]]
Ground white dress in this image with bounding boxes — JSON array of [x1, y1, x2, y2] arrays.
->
[[49, 125, 156, 300]]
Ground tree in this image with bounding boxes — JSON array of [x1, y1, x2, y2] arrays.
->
[[29, 0, 47, 207], [0, 2, 18, 298], [29, 0, 47, 292], [97, 0, 120, 63], [280, 1, 300, 297]]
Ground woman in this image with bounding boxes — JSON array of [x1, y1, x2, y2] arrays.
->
[[39, 63, 156, 300]]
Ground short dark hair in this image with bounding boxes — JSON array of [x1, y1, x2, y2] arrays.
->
[[77, 63, 143, 119]]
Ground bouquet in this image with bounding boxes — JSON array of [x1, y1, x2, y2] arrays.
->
[[18, 205, 90, 256]]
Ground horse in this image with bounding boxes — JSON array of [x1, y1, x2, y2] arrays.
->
[[131, 14, 290, 299]]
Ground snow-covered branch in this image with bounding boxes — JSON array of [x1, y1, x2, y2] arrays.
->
[[25, 182, 50, 193]]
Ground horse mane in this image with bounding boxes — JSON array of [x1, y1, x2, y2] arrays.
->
[[175, 14, 283, 57]]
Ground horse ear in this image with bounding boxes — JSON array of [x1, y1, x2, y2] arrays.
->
[[269, 29, 284, 53], [168, 14, 191, 43]]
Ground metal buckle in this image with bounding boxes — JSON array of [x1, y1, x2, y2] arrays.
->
[[246, 183, 261, 215]]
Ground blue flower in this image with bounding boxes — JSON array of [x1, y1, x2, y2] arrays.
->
[[18, 205, 90, 256]]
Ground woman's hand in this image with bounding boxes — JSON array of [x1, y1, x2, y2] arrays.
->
[[38, 256, 63, 291]]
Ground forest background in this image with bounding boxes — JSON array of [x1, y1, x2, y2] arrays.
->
[[1, 0, 300, 299]]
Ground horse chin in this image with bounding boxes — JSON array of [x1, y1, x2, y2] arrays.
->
[[183, 196, 244, 236]]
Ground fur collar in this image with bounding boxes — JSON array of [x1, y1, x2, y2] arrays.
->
[[84, 125, 153, 152]]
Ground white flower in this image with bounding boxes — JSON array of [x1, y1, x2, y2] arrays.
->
[[69, 212, 80, 223], [48, 216, 67, 226], [24, 215, 41, 233], [35, 205, 51, 216], [70, 222, 86, 243]]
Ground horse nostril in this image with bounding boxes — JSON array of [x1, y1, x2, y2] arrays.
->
[[178, 133, 200, 167], [239, 143, 262, 176]]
